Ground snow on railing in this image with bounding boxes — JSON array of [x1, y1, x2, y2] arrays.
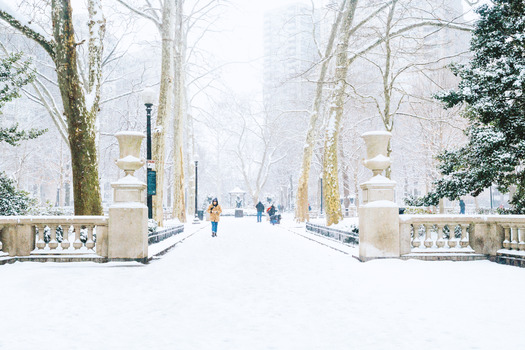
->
[[305, 222, 359, 245], [31, 217, 107, 254], [0, 216, 108, 256], [399, 215, 525, 255], [148, 225, 184, 245]]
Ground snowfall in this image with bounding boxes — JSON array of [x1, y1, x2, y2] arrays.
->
[[1, 215, 525, 350]]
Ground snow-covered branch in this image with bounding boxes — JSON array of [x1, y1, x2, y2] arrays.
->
[[0, 6, 55, 59]]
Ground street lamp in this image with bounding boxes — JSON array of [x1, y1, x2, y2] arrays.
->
[[141, 88, 156, 220], [193, 154, 200, 224], [319, 175, 323, 215]]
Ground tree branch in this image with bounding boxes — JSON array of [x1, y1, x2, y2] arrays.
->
[[0, 9, 55, 60]]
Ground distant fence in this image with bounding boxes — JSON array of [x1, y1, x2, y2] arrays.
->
[[148, 225, 184, 245], [305, 222, 359, 245]]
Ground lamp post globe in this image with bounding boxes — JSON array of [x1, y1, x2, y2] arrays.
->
[[141, 88, 156, 106], [141, 88, 156, 220]]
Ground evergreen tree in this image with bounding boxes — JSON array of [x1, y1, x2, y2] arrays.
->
[[0, 172, 35, 215], [422, 0, 525, 211], [0, 52, 43, 215], [0, 52, 44, 145]]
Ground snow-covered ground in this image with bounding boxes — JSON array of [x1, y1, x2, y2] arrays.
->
[[1, 216, 524, 350]]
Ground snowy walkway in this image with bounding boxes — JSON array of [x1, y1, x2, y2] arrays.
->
[[1, 216, 525, 350]]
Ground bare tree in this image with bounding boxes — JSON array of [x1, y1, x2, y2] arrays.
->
[[0, 0, 106, 215]]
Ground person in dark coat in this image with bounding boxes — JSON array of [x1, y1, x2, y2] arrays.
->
[[267, 204, 280, 224], [459, 199, 465, 214], [255, 201, 265, 223], [267, 204, 276, 217]]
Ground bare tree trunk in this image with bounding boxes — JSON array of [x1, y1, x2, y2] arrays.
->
[[172, 0, 186, 222], [381, 1, 397, 179], [55, 0, 103, 215], [340, 131, 350, 215], [186, 113, 196, 218], [322, 0, 359, 226], [295, 0, 348, 222], [153, 0, 175, 226]]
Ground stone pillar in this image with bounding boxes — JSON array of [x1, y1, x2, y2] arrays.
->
[[0, 223, 35, 257], [359, 131, 400, 261], [108, 131, 148, 262]]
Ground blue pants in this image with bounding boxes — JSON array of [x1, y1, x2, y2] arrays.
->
[[211, 221, 218, 233], [257, 212, 262, 222]]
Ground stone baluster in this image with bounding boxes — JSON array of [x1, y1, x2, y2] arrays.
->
[[86, 226, 95, 250], [424, 224, 433, 248], [511, 225, 519, 250], [448, 224, 458, 248], [460, 224, 469, 248], [73, 225, 83, 249], [36, 225, 46, 249], [61, 225, 71, 250], [519, 226, 525, 251], [436, 224, 445, 248], [412, 224, 421, 248], [502, 225, 511, 249], [48, 225, 58, 250]]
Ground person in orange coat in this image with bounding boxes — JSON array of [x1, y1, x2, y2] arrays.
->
[[207, 198, 222, 237]]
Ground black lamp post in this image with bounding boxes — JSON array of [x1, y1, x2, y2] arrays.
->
[[193, 157, 200, 224], [141, 88, 156, 220], [320, 176, 323, 215]]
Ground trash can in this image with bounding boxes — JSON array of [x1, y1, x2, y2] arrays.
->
[[197, 210, 204, 220]]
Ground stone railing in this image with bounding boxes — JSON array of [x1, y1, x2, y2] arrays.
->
[[306, 222, 359, 245], [0, 131, 152, 264], [0, 229, 5, 257], [148, 225, 184, 245], [399, 214, 525, 257], [0, 216, 108, 257]]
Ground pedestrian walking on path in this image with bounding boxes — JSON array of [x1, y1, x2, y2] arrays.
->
[[255, 201, 265, 223], [207, 198, 222, 237]]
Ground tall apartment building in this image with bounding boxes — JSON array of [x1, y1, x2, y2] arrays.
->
[[262, 3, 320, 204], [263, 2, 319, 115]]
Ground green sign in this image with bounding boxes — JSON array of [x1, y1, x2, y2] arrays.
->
[[147, 170, 156, 195]]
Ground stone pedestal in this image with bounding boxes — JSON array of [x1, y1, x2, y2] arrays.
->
[[358, 131, 400, 261], [107, 132, 149, 262], [359, 202, 399, 260], [235, 209, 244, 218], [1, 224, 35, 257]]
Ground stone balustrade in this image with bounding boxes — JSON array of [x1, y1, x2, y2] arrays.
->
[[0, 131, 150, 265], [0, 216, 108, 257], [399, 214, 525, 258]]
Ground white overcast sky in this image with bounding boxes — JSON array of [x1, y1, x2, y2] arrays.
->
[[203, 0, 313, 97]]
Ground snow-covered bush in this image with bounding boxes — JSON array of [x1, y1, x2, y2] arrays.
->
[[148, 219, 158, 233], [0, 172, 36, 216], [29, 203, 73, 216]]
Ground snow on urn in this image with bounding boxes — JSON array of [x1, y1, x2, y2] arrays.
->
[[361, 131, 392, 176], [115, 131, 145, 176]]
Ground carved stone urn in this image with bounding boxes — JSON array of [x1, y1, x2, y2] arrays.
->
[[115, 131, 145, 176], [361, 131, 392, 176]]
